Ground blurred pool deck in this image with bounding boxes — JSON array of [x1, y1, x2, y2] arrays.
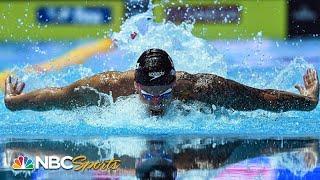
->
[[0, 39, 319, 71]]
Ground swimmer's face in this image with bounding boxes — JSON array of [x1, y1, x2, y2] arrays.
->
[[135, 82, 174, 115]]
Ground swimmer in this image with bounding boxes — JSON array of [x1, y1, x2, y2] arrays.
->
[[3, 48, 319, 115]]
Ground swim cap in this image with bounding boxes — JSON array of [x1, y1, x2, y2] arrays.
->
[[135, 49, 176, 86]]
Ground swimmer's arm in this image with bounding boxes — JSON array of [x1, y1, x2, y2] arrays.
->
[[245, 69, 318, 112], [177, 69, 318, 112], [173, 141, 241, 169], [4, 71, 135, 111], [223, 139, 317, 167], [174, 139, 315, 169]]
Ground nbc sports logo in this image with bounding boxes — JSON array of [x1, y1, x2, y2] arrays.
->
[[10, 154, 120, 171], [11, 155, 34, 170]]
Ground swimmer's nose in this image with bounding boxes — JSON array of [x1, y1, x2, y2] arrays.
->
[[151, 96, 160, 105]]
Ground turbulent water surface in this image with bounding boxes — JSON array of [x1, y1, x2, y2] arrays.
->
[[0, 10, 319, 138]]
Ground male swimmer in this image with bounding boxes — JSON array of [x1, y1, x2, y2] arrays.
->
[[3, 48, 319, 116]]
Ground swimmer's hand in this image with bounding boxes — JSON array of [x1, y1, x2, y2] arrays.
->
[[4, 76, 25, 105], [295, 68, 319, 103]]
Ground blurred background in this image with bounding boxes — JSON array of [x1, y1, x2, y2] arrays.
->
[[0, 0, 319, 71], [0, 0, 319, 41]]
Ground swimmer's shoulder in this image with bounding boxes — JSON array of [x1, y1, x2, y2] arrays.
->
[[90, 70, 135, 96], [176, 71, 221, 81], [174, 71, 197, 100], [176, 71, 195, 81], [86, 70, 135, 90], [175, 71, 221, 92], [97, 70, 135, 81], [120, 70, 135, 83], [174, 71, 222, 102]]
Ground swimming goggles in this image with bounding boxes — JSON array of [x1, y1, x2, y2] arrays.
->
[[140, 88, 172, 101]]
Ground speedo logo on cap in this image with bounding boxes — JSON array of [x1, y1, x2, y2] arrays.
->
[[149, 71, 165, 81]]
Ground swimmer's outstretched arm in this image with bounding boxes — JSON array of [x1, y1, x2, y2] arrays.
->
[[4, 71, 135, 111], [173, 139, 317, 169], [176, 68, 318, 112]]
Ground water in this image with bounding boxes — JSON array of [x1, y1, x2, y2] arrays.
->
[[1, 137, 320, 179], [0, 6, 320, 180], [0, 10, 319, 138]]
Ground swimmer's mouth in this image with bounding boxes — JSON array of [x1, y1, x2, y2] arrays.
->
[[149, 105, 166, 115], [149, 104, 166, 111]]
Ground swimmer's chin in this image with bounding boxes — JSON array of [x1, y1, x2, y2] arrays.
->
[[149, 107, 165, 116]]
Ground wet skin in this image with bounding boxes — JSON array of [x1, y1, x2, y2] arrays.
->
[[3, 69, 319, 114]]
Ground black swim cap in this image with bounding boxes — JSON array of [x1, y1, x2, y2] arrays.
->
[[135, 49, 176, 86]]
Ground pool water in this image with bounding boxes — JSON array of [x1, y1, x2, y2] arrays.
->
[[0, 7, 320, 180], [0, 10, 319, 138], [1, 137, 320, 179]]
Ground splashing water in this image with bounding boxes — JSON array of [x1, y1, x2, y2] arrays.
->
[[0, 5, 319, 139], [112, 7, 226, 76]]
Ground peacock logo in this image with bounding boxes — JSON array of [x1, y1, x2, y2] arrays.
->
[[11, 155, 34, 170]]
